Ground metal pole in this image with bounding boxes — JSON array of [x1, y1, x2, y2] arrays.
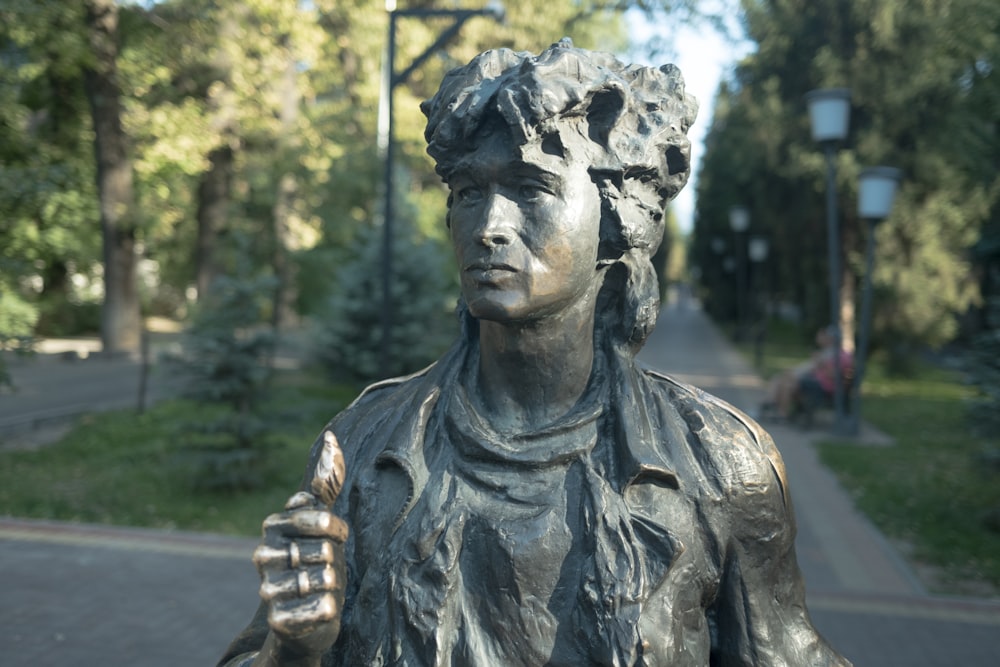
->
[[851, 219, 878, 435], [379, 12, 397, 380], [376, 6, 502, 379], [735, 231, 746, 340], [823, 143, 847, 432]]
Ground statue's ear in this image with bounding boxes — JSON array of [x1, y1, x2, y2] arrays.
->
[[586, 86, 625, 148]]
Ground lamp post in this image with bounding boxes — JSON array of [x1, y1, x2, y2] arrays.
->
[[748, 236, 769, 263], [378, 1, 505, 378], [806, 87, 851, 433], [851, 166, 902, 434], [729, 206, 750, 339], [748, 236, 769, 368]]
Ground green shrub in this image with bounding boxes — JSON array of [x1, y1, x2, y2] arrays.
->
[[169, 245, 280, 491], [0, 291, 38, 390], [315, 217, 457, 386], [967, 297, 1000, 438]]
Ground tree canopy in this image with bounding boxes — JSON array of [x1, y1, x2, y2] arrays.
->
[[693, 0, 999, 361], [0, 1, 638, 363], [5, 0, 995, 377]]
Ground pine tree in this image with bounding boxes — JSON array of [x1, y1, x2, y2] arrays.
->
[[171, 234, 278, 490], [315, 215, 457, 386]]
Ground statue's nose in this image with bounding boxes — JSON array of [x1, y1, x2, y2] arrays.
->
[[478, 192, 516, 248]]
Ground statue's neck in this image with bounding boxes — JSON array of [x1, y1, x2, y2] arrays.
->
[[472, 306, 597, 434]]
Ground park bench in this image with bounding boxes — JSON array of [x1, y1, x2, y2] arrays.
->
[[790, 367, 856, 429]]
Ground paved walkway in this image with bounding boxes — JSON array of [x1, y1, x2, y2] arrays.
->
[[2, 299, 999, 665], [638, 296, 1000, 665]]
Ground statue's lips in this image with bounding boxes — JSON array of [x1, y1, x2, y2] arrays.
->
[[464, 261, 518, 282]]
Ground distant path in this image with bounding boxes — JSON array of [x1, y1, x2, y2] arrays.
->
[[0, 352, 178, 450]]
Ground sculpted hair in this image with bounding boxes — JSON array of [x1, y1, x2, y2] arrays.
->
[[422, 38, 697, 350]]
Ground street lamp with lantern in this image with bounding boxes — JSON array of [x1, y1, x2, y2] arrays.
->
[[851, 166, 902, 433], [748, 236, 769, 263], [805, 87, 851, 433], [729, 206, 750, 338], [378, 2, 505, 378], [748, 235, 770, 368]]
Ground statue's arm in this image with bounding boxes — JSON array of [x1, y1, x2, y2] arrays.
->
[[710, 425, 852, 667]]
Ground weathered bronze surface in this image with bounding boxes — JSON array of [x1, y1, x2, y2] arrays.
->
[[220, 39, 851, 666]]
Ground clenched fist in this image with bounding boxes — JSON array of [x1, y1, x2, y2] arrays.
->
[[249, 430, 348, 666]]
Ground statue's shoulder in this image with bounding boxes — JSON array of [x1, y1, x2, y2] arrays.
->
[[639, 367, 790, 508], [329, 361, 439, 436]]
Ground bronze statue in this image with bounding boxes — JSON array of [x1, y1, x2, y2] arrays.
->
[[220, 39, 851, 666]]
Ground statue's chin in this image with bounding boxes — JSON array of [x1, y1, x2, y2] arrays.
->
[[464, 293, 524, 324]]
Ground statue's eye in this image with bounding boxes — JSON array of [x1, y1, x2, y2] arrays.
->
[[455, 185, 484, 204], [519, 182, 550, 202]]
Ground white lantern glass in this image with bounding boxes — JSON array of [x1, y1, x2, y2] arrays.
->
[[858, 166, 902, 220], [805, 88, 851, 143], [729, 206, 750, 233], [748, 237, 769, 263]]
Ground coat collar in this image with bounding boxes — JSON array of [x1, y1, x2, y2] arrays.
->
[[370, 338, 681, 498]]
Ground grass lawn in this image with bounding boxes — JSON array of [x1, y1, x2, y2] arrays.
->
[[0, 371, 357, 536], [817, 361, 1000, 594], [737, 321, 1000, 594]]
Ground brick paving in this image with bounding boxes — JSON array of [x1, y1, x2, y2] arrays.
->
[[0, 519, 260, 666], [1, 296, 999, 665]]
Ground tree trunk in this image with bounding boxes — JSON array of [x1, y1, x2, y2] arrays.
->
[[271, 42, 300, 332], [840, 221, 858, 353], [272, 171, 299, 331], [83, 0, 141, 357], [195, 145, 233, 299], [195, 3, 239, 303]]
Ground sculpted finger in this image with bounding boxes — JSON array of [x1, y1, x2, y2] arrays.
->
[[259, 565, 341, 602], [253, 540, 336, 571], [268, 592, 341, 639], [263, 509, 348, 542], [284, 491, 317, 511]]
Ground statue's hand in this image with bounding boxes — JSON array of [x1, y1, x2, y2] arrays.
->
[[252, 430, 347, 662]]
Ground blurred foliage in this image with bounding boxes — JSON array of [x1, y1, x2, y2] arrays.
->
[[0, 290, 38, 391], [169, 236, 280, 490], [0, 1, 101, 346], [692, 0, 1000, 368], [0, 0, 673, 366], [966, 296, 1000, 438]]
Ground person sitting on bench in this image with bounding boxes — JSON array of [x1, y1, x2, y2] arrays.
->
[[759, 326, 853, 420]]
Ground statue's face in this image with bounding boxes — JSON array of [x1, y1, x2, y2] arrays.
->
[[448, 126, 603, 325]]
